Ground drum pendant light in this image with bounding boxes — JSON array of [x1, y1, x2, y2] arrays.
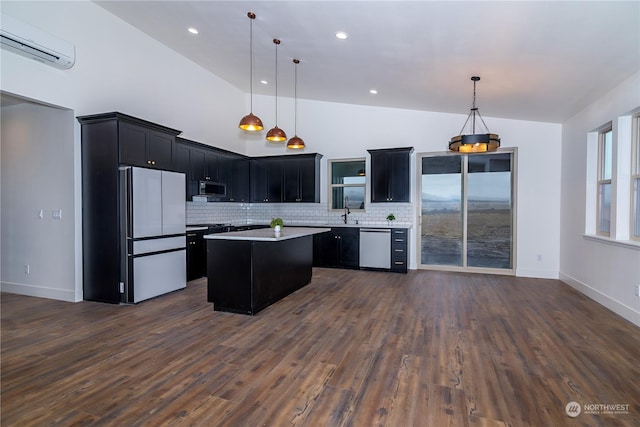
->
[[238, 12, 263, 132], [449, 76, 500, 153], [287, 59, 305, 149], [266, 39, 287, 142]]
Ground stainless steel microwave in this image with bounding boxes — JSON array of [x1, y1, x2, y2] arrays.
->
[[199, 181, 226, 198]]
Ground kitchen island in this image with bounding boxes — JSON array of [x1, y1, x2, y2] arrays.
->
[[204, 227, 330, 314]]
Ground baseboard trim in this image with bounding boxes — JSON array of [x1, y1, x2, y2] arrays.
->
[[559, 273, 640, 327], [1, 281, 78, 302], [516, 268, 559, 279]]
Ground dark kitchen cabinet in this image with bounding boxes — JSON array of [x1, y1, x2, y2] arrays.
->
[[368, 147, 413, 203], [119, 121, 177, 170], [226, 156, 250, 202], [250, 157, 283, 203], [77, 112, 182, 303], [187, 230, 206, 281], [175, 138, 251, 201], [282, 154, 322, 203], [191, 148, 220, 182], [313, 227, 359, 269], [390, 228, 408, 273]]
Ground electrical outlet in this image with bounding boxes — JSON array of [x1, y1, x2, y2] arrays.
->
[[52, 209, 62, 220], [635, 284, 640, 298], [24, 264, 30, 275]]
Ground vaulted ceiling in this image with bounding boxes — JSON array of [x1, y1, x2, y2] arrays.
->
[[95, 1, 639, 123]]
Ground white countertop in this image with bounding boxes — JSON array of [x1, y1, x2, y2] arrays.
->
[[204, 227, 331, 242], [186, 226, 209, 232]]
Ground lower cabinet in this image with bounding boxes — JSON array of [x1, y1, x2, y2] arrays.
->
[[313, 227, 408, 273], [186, 230, 206, 281], [391, 228, 408, 273], [313, 228, 359, 269]]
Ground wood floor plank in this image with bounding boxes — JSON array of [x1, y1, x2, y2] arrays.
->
[[2, 270, 640, 426]]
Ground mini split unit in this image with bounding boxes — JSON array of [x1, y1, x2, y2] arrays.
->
[[0, 14, 75, 69]]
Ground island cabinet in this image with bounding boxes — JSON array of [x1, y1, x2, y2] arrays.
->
[[250, 157, 283, 202], [206, 227, 330, 315], [186, 229, 206, 281], [368, 147, 414, 203], [282, 154, 322, 202], [313, 227, 360, 269]]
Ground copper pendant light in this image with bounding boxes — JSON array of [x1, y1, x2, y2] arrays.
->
[[266, 39, 287, 142], [287, 59, 305, 149], [449, 76, 500, 153], [238, 12, 263, 132]]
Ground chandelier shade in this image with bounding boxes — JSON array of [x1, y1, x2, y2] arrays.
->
[[449, 76, 500, 152]]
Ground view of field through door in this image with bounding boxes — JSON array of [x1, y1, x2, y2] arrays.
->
[[419, 152, 515, 273]]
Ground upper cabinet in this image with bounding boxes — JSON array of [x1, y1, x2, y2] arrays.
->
[[118, 120, 179, 170], [175, 138, 251, 202], [282, 154, 322, 203], [251, 154, 322, 203], [368, 147, 414, 203], [78, 112, 181, 172], [250, 157, 284, 203]]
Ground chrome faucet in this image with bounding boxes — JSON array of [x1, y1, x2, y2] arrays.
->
[[341, 196, 350, 224]]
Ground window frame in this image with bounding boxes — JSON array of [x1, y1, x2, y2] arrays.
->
[[631, 115, 640, 241], [328, 158, 366, 212], [596, 126, 613, 237]]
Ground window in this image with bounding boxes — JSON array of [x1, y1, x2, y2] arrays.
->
[[632, 115, 640, 240], [597, 127, 613, 236], [420, 152, 515, 272], [329, 159, 365, 210]]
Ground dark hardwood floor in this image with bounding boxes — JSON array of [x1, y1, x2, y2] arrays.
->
[[2, 269, 639, 426]]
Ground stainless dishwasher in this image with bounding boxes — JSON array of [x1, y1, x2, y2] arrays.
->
[[359, 228, 391, 269]]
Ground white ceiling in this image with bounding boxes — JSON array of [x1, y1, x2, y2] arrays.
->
[[95, 1, 639, 124]]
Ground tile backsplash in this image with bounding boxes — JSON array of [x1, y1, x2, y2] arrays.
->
[[186, 201, 413, 227]]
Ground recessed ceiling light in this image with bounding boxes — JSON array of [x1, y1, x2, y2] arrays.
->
[[369, 89, 378, 94], [260, 80, 268, 85], [335, 31, 348, 40], [188, 27, 198, 35]]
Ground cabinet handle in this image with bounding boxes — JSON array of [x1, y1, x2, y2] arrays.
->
[[394, 249, 404, 252], [394, 238, 405, 242], [394, 261, 405, 265]]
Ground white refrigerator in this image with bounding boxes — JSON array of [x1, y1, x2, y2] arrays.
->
[[120, 166, 186, 303]]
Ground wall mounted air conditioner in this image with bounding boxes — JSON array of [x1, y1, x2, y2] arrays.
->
[[0, 14, 75, 69]]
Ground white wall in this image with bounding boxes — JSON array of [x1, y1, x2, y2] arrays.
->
[[246, 96, 563, 277], [1, 0, 564, 303], [1, 102, 76, 300], [0, 1, 248, 301], [560, 71, 640, 326], [0, 1, 246, 151]]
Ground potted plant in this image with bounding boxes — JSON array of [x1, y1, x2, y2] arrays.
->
[[270, 217, 284, 233], [386, 213, 396, 225]]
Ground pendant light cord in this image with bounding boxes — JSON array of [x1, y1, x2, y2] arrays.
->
[[248, 12, 255, 113], [293, 59, 299, 134], [274, 40, 279, 125]]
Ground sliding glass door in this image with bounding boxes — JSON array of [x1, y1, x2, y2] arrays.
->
[[420, 151, 515, 273]]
